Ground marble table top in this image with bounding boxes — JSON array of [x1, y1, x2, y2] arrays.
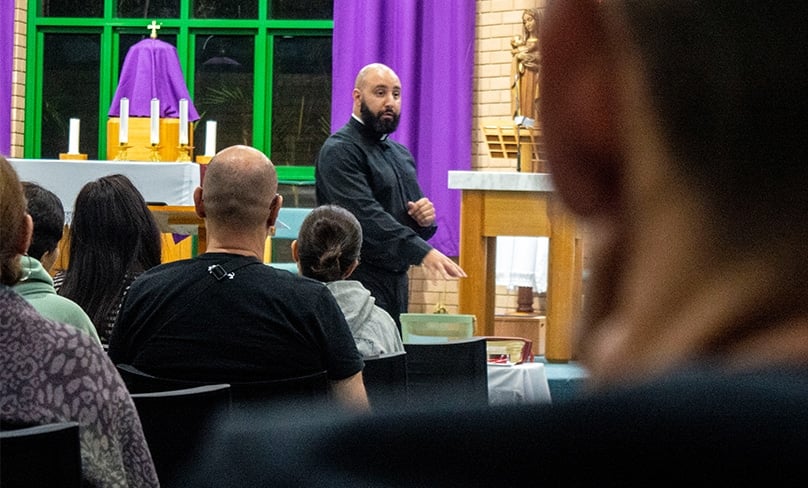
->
[[447, 170, 555, 192]]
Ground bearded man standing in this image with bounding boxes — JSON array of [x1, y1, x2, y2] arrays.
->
[[316, 63, 465, 330]]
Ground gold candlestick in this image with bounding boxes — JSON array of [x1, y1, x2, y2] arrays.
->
[[149, 144, 163, 162], [113, 143, 132, 161], [176, 144, 193, 162]]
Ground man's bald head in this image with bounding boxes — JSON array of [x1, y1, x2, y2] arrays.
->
[[354, 63, 399, 91], [202, 145, 279, 231]]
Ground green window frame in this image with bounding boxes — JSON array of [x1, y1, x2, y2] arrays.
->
[[23, 0, 333, 166]]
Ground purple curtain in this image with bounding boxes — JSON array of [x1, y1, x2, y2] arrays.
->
[[0, 0, 14, 156], [331, 0, 475, 256]]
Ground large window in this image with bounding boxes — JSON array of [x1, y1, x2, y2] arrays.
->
[[26, 0, 333, 168]]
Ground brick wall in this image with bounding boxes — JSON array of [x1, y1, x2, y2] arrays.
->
[[407, 0, 548, 315], [10, 0, 26, 157]]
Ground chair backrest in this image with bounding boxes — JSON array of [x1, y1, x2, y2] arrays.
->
[[117, 363, 208, 393], [400, 313, 476, 344], [117, 363, 330, 407], [361, 351, 408, 411], [404, 338, 489, 407], [130, 384, 232, 487], [228, 370, 330, 406], [0, 421, 82, 488]]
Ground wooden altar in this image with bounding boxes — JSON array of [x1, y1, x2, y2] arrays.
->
[[448, 171, 583, 362]]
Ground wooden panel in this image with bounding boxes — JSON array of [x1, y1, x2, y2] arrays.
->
[[480, 190, 550, 237], [107, 118, 194, 162], [494, 314, 546, 356], [458, 191, 496, 336]]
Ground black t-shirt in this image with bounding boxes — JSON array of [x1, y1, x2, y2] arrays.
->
[[108, 253, 363, 382]]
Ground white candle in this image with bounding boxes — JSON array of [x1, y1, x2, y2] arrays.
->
[[150, 98, 160, 145], [119, 98, 129, 144], [178, 98, 189, 145], [205, 120, 217, 156], [68, 118, 80, 154]]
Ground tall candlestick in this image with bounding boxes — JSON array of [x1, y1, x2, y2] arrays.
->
[[150, 98, 160, 145], [205, 121, 217, 156], [178, 98, 189, 145], [119, 98, 129, 144], [68, 118, 80, 154]]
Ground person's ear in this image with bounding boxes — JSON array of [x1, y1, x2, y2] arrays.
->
[[17, 214, 33, 255], [352, 88, 362, 114], [343, 258, 359, 279], [540, 0, 622, 217], [40, 247, 59, 273], [290, 239, 299, 262], [193, 186, 206, 218], [267, 193, 283, 229]]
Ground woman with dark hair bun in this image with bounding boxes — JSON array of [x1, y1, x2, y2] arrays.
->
[[293, 205, 404, 357], [55, 174, 162, 343]]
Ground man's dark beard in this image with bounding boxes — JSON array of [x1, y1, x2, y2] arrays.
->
[[360, 99, 400, 134]]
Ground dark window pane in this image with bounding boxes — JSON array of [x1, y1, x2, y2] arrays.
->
[[271, 36, 331, 166], [117, 0, 179, 18], [193, 0, 258, 19], [271, 0, 332, 19], [41, 34, 101, 159], [41, 0, 103, 17], [194, 35, 255, 149]]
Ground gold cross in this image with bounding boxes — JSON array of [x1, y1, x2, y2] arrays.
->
[[147, 20, 161, 39]]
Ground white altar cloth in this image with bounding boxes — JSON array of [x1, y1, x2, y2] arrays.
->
[[8, 158, 199, 222], [487, 362, 552, 405]]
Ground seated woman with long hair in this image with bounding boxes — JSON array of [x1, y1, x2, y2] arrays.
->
[[55, 174, 162, 343], [0, 156, 159, 487], [292, 204, 404, 357]]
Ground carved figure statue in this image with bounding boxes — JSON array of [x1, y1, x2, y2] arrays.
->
[[511, 8, 542, 122]]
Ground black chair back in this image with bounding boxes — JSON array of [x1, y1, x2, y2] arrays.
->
[[117, 363, 330, 407], [362, 351, 408, 411], [131, 384, 232, 487], [404, 338, 489, 407], [0, 421, 81, 488]]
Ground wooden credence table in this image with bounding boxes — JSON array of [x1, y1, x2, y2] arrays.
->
[[448, 171, 583, 362]]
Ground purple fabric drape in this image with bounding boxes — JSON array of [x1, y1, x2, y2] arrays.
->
[[109, 39, 199, 120], [0, 0, 14, 156], [331, 0, 475, 256]]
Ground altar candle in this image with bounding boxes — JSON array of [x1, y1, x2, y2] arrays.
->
[[205, 120, 217, 156], [119, 98, 129, 144], [150, 98, 160, 145], [178, 98, 189, 145], [68, 118, 80, 154]]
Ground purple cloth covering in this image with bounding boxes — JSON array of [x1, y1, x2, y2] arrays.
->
[[331, 0, 475, 256], [109, 39, 199, 120], [0, 0, 14, 155]]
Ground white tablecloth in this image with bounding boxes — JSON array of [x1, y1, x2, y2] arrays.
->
[[487, 362, 551, 405], [8, 158, 200, 223]]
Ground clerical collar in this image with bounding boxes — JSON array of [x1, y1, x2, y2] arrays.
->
[[351, 114, 389, 141]]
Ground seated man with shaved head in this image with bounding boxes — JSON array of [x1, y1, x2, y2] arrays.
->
[[109, 145, 369, 411]]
